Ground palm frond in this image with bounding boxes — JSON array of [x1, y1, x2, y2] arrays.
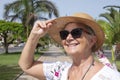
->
[[99, 6, 120, 45], [4, 0, 23, 19], [35, 0, 59, 18], [100, 13, 114, 25]]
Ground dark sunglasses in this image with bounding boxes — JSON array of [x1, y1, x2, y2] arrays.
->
[[59, 28, 90, 40]]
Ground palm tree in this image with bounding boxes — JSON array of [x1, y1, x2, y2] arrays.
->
[[98, 6, 120, 70], [3, 0, 59, 50], [4, 0, 59, 37], [100, 7, 120, 44]]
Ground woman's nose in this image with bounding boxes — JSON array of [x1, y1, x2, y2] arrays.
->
[[66, 33, 74, 41]]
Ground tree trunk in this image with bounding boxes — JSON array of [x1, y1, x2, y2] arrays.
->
[[4, 44, 8, 53], [116, 43, 120, 59], [3, 33, 9, 54], [111, 45, 118, 71], [111, 46, 115, 62]]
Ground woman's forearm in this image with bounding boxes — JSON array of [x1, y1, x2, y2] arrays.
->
[[18, 33, 40, 70]]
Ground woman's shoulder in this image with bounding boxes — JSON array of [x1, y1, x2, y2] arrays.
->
[[92, 65, 120, 80], [100, 65, 120, 75]]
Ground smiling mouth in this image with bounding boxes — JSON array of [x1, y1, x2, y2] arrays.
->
[[66, 43, 80, 47]]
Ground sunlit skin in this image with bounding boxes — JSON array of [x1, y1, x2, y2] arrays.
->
[[62, 23, 96, 62]]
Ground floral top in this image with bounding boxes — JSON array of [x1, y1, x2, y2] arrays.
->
[[43, 61, 120, 80], [43, 61, 71, 80]]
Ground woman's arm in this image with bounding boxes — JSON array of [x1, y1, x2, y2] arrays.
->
[[18, 20, 54, 79]]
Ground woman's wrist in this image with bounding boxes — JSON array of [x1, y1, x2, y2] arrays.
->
[[28, 32, 41, 42], [24, 33, 40, 50]]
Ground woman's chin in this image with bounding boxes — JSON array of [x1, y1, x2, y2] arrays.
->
[[66, 49, 79, 55]]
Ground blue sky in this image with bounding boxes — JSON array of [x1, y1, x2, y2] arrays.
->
[[0, 0, 120, 20]]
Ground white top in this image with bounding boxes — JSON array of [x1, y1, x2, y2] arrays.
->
[[43, 61, 120, 80]]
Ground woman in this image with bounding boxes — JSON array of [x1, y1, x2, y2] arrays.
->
[[19, 13, 120, 80]]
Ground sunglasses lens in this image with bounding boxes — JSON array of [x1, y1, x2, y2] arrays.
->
[[60, 28, 83, 40], [71, 28, 82, 38], [60, 30, 69, 40]]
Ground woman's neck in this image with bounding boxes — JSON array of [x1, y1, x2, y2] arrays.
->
[[71, 53, 94, 67], [68, 54, 95, 80]]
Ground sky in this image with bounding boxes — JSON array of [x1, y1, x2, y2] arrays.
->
[[0, 0, 120, 20]]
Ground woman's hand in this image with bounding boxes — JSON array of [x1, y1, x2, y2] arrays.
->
[[31, 19, 54, 38]]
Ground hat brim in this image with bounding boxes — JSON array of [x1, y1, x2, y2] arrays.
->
[[48, 16, 105, 51]]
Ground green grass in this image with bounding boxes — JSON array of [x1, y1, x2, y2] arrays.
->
[[0, 52, 41, 80], [0, 65, 22, 80], [116, 60, 120, 71]]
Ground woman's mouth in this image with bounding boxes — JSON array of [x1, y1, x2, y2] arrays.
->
[[66, 43, 80, 47]]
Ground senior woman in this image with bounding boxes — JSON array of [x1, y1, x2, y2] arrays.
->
[[19, 13, 120, 80]]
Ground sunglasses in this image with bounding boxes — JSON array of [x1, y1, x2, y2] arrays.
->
[[59, 28, 90, 40]]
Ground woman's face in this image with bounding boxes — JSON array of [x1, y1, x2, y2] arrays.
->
[[61, 23, 96, 56]]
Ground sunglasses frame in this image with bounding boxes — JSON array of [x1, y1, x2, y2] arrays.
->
[[59, 28, 90, 40]]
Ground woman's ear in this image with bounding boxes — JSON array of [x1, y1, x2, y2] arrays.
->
[[90, 35, 97, 47]]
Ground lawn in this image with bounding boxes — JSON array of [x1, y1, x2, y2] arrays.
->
[[116, 60, 120, 71], [0, 52, 41, 80]]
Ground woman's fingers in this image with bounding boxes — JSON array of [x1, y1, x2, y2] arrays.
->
[[31, 19, 55, 37], [34, 19, 55, 29]]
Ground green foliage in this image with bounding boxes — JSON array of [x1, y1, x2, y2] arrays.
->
[[0, 20, 23, 35], [0, 20, 24, 53], [0, 20, 24, 40], [98, 6, 120, 63], [99, 7, 120, 45], [97, 20, 113, 45]]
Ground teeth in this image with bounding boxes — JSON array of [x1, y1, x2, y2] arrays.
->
[[67, 43, 78, 46]]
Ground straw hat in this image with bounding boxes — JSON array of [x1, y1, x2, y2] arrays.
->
[[48, 12, 105, 51]]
